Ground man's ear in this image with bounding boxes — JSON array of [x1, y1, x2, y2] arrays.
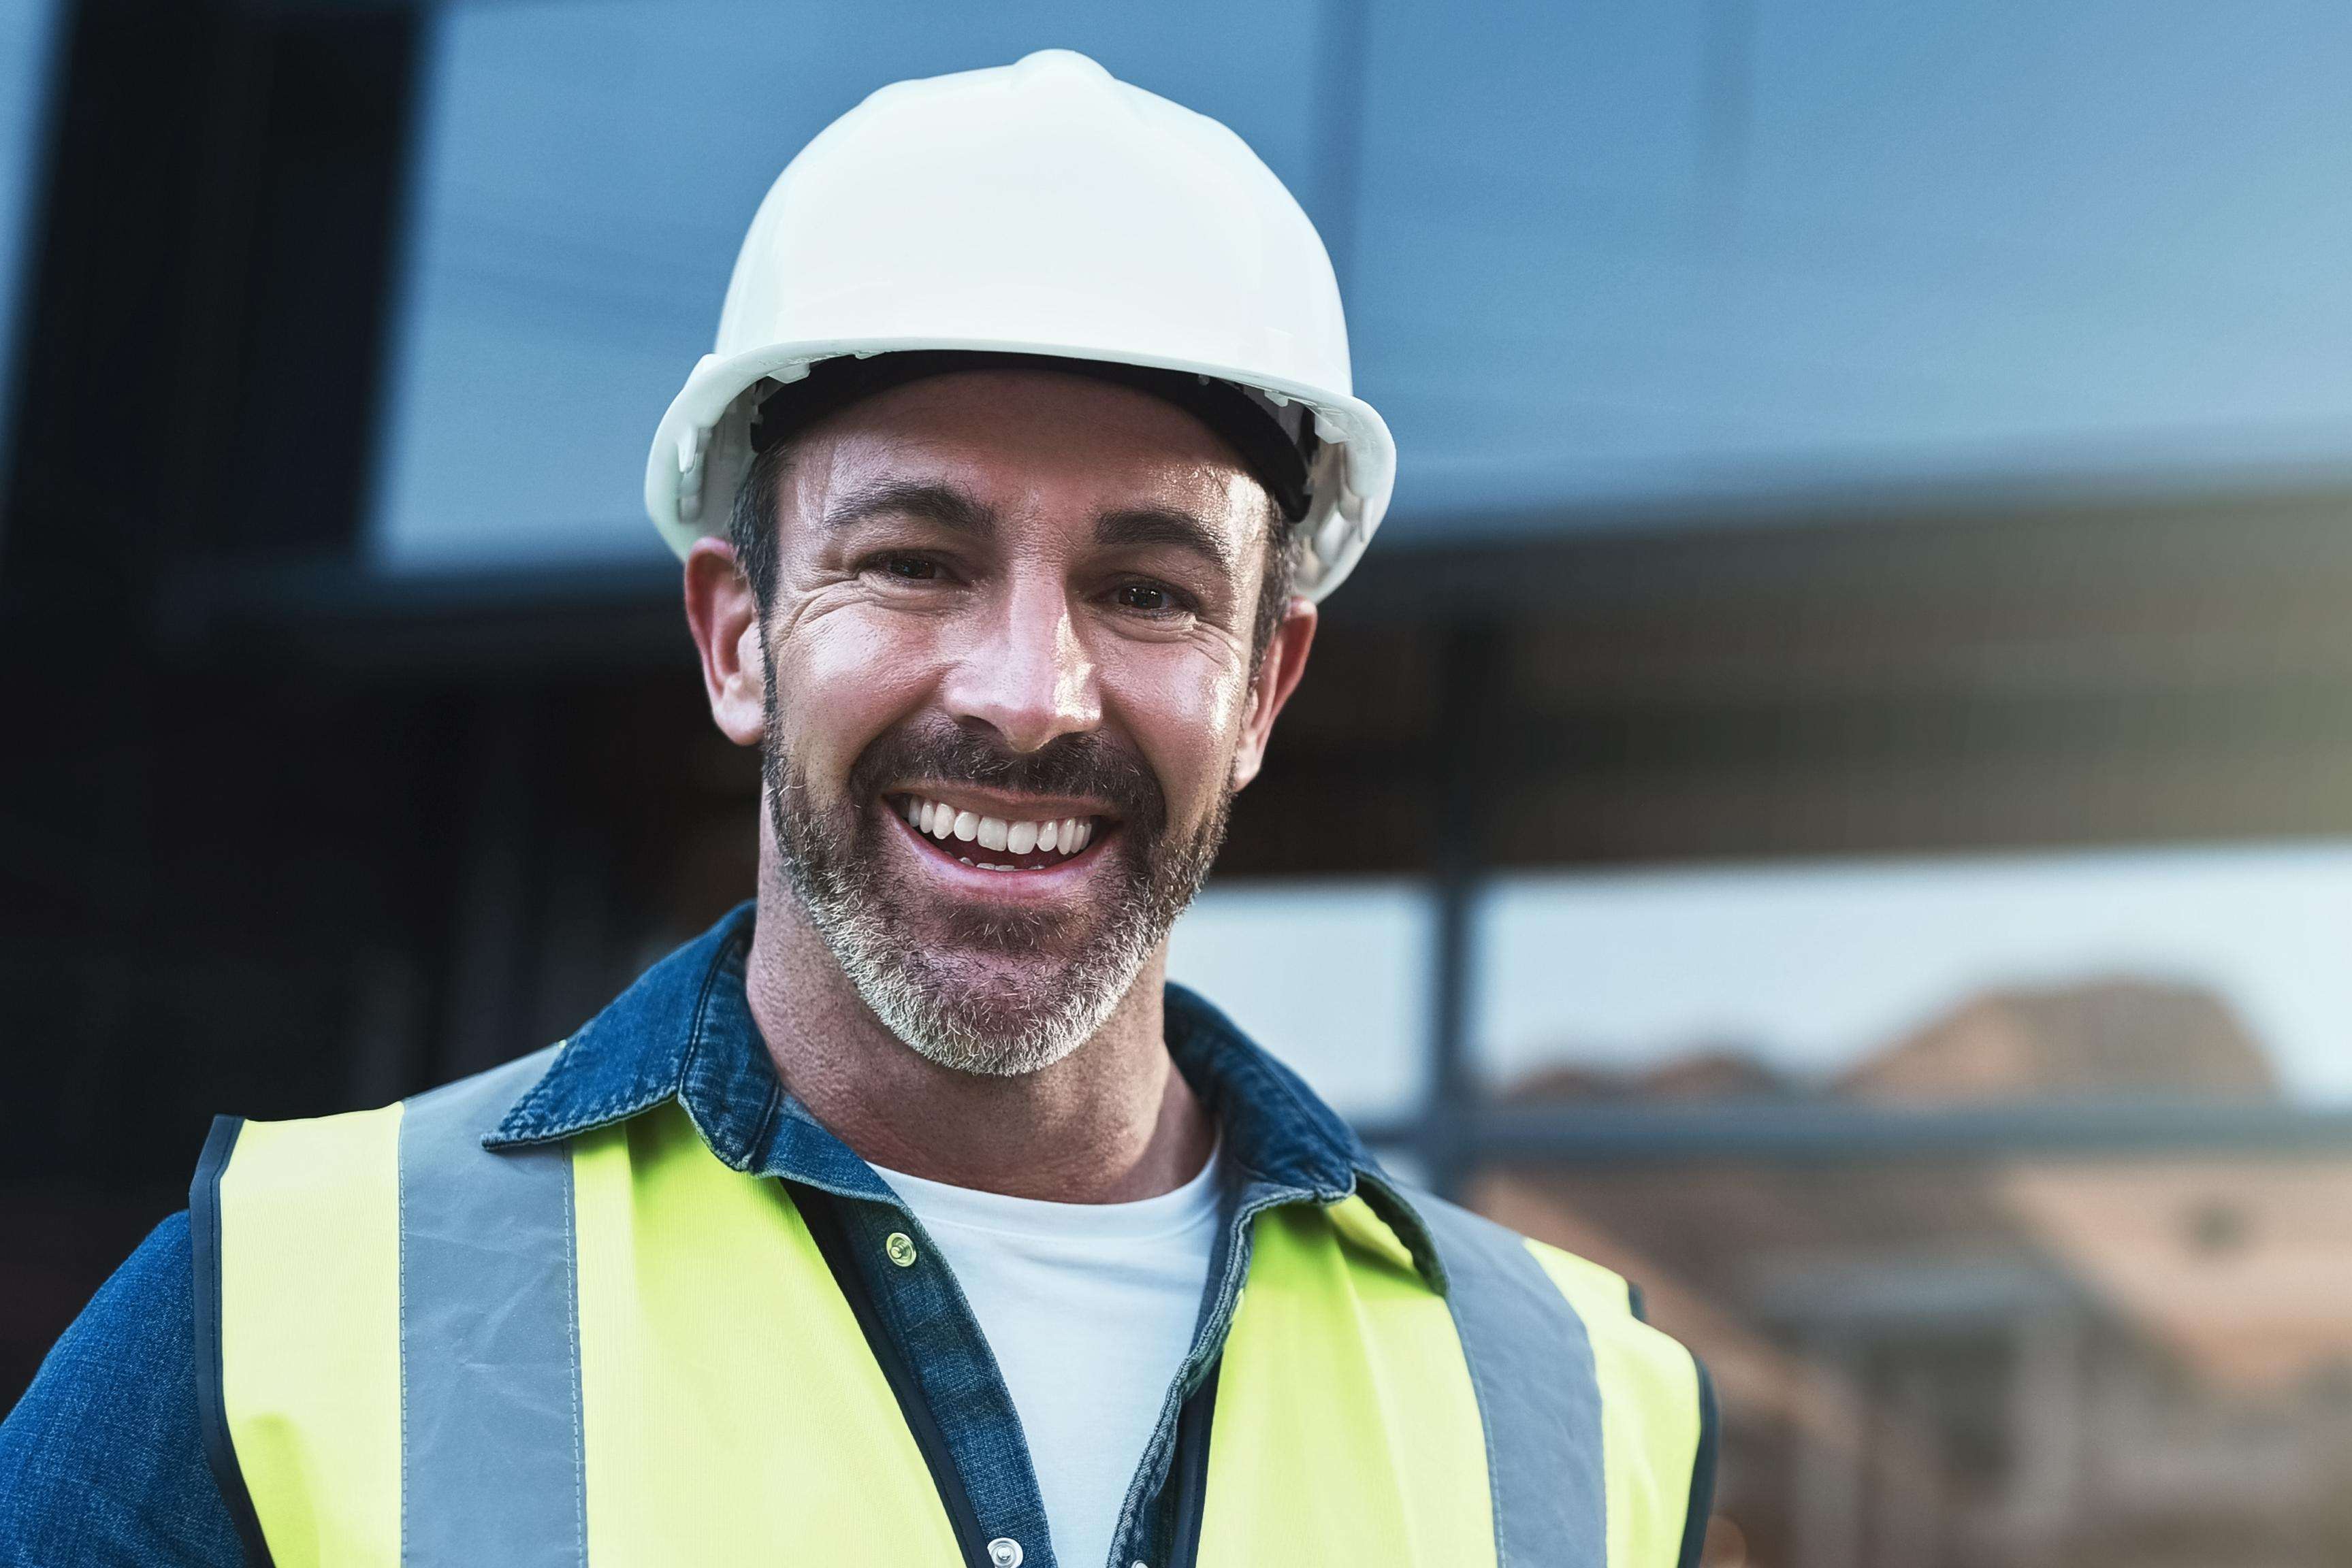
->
[[683, 538, 767, 747], [1229, 595, 1318, 791]]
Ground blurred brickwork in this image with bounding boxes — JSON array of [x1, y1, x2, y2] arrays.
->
[[1481, 983, 2352, 1568]]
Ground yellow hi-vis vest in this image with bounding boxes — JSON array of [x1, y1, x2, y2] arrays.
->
[[189, 1049, 1715, 1568]]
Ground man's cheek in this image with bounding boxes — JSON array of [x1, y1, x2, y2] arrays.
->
[[1110, 692, 1223, 816], [1147, 728, 1238, 836], [777, 663, 903, 801]]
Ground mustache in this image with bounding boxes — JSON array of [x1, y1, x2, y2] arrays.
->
[[844, 718, 1167, 835]]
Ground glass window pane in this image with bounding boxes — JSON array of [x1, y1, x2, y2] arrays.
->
[[1353, 1, 2352, 528], [1476, 842, 2352, 1103], [371, 4, 2352, 567]]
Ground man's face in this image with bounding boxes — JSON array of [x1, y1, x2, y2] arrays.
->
[[712, 370, 1313, 1075]]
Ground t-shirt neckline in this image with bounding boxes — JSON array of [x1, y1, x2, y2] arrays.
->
[[870, 1137, 1225, 1244]]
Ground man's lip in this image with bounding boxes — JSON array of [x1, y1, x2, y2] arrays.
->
[[882, 783, 1123, 824]]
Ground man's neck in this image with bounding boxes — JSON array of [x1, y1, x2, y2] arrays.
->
[[741, 892, 1214, 1205]]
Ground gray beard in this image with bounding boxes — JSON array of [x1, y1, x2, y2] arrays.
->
[[762, 720, 1228, 1078]]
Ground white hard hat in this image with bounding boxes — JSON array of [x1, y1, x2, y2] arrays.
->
[[644, 48, 1394, 601]]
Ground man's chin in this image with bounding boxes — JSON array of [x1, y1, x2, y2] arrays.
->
[[865, 956, 1117, 1078], [897, 946, 1101, 1022]]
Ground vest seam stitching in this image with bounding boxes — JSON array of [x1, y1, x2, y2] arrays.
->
[[190, 1117, 277, 1567], [1445, 1282, 1513, 1568], [1675, 1357, 1719, 1568]]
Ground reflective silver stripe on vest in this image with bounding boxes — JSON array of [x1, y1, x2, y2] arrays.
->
[[397, 1045, 584, 1567], [1417, 1194, 1608, 1568]]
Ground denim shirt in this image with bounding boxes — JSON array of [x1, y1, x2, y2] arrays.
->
[[1, 903, 1443, 1568]]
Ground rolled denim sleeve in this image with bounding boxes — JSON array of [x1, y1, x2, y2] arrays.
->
[[0, 1213, 246, 1567]]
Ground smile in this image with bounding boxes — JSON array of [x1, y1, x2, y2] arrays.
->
[[890, 793, 1110, 873]]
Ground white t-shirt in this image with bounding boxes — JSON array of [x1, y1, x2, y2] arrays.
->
[[872, 1145, 1223, 1568]]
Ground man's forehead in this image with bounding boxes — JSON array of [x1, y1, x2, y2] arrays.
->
[[788, 370, 1274, 536]]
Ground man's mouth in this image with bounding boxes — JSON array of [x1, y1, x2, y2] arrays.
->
[[888, 792, 1113, 873]]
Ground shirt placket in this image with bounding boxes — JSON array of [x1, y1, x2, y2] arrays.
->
[[782, 1147, 1325, 1568], [830, 1192, 1059, 1568]]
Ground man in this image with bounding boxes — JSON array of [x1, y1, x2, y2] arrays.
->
[[1, 50, 1713, 1568]]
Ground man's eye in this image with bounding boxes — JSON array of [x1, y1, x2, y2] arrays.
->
[[1115, 583, 1182, 612], [880, 556, 939, 581]]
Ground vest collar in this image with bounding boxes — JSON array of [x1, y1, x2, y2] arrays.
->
[[485, 900, 1444, 1288]]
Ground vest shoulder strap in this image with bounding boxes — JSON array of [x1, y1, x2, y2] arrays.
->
[[1411, 1190, 1718, 1568], [191, 1047, 574, 1568]]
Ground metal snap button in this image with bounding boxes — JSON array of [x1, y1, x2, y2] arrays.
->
[[986, 1537, 1023, 1567], [884, 1231, 918, 1267]]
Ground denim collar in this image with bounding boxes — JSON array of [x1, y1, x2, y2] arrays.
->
[[485, 901, 1444, 1287]]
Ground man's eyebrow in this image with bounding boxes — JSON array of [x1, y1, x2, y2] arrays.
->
[[820, 478, 999, 538], [1093, 506, 1238, 575]]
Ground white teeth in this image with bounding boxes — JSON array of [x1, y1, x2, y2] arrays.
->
[[905, 796, 1103, 862], [958, 856, 974, 866]]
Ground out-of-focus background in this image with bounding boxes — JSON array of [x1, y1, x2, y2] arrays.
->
[[7, 3, 2352, 1563]]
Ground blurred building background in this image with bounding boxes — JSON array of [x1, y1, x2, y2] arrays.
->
[[7, 4, 2352, 1565]]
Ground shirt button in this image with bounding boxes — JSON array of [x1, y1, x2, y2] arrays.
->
[[986, 1538, 1023, 1567], [884, 1231, 918, 1268]]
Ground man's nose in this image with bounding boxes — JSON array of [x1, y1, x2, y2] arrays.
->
[[939, 578, 1101, 753]]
